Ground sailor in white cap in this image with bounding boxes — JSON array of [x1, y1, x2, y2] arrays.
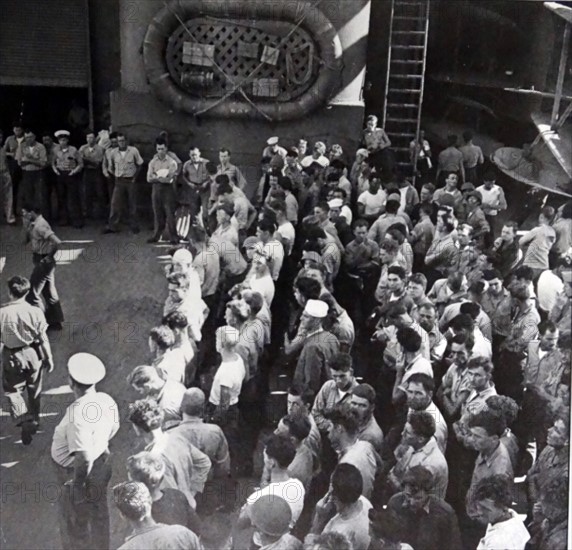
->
[[291, 299, 340, 398], [167, 247, 203, 308], [262, 136, 287, 162], [52, 129, 84, 227], [51, 353, 119, 550]]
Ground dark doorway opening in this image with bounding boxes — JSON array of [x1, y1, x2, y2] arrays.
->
[[1, 85, 90, 145]]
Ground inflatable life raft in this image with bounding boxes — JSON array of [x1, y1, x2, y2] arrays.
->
[[143, 0, 343, 120]]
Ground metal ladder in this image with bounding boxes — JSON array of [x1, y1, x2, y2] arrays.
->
[[382, 0, 430, 182]]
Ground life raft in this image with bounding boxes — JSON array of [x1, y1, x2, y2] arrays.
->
[[143, 0, 343, 120]]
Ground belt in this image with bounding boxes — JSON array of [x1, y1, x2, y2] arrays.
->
[[4, 343, 33, 353]]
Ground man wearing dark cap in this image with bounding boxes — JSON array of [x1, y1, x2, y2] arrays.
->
[[0, 275, 55, 444], [350, 383, 384, 453], [51, 353, 120, 550], [464, 191, 490, 241], [250, 495, 302, 550]]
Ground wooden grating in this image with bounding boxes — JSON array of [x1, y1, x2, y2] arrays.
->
[[165, 18, 318, 101]]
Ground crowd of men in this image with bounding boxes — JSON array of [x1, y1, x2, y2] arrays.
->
[[1, 119, 571, 550]]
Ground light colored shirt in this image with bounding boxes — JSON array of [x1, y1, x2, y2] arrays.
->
[[53, 145, 83, 172], [476, 510, 530, 550], [323, 496, 372, 550], [108, 146, 144, 178], [118, 524, 202, 550], [79, 144, 105, 167], [25, 215, 59, 255], [209, 357, 246, 406], [147, 154, 178, 183], [16, 142, 47, 171], [0, 299, 48, 348], [312, 379, 358, 432], [51, 390, 120, 467], [339, 440, 379, 499], [520, 225, 556, 270], [358, 189, 386, 217], [168, 418, 230, 477], [157, 379, 186, 429], [537, 270, 564, 313]]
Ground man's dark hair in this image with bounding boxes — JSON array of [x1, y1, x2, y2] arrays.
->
[[409, 410, 436, 439], [396, 327, 422, 353], [402, 465, 434, 493], [294, 276, 321, 300], [215, 176, 232, 194], [113, 481, 151, 521], [467, 356, 494, 375], [451, 332, 475, 350], [331, 463, 363, 504], [449, 313, 474, 333], [467, 410, 505, 437], [385, 200, 399, 215], [419, 203, 434, 216], [7, 276, 31, 298], [387, 265, 407, 280], [460, 301, 481, 320], [155, 137, 167, 147], [514, 265, 534, 281], [386, 228, 405, 246], [473, 475, 512, 507], [447, 134, 458, 147], [353, 218, 369, 230], [21, 203, 41, 214], [538, 319, 558, 335], [242, 291, 264, 316], [287, 382, 314, 407], [278, 176, 293, 192], [541, 206, 555, 223], [128, 398, 164, 432], [328, 352, 353, 372], [265, 434, 296, 468], [161, 310, 188, 330], [282, 413, 311, 442], [258, 218, 277, 234], [327, 405, 360, 435], [406, 373, 435, 394], [149, 326, 175, 350]]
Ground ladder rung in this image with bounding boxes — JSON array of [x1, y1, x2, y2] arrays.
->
[[391, 59, 424, 64], [390, 74, 423, 79], [387, 132, 416, 138], [397, 1, 427, 5], [392, 45, 425, 49], [394, 16, 425, 21], [393, 31, 425, 35], [387, 103, 419, 108], [389, 88, 422, 93], [386, 117, 418, 123]]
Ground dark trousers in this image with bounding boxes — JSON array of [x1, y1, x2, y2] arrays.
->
[[108, 177, 138, 231], [151, 183, 177, 240], [1, 346, 43, 425], [55, 452, 112, 550], [465, 166, 479, 185], [18, 170, 46, 215], [27, 254, 64, 325], [83, 169, 108, 219], [57, 172, 84, 227], [6, 157, 21, 217]]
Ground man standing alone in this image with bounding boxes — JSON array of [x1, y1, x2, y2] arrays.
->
[[0, 276, 55, 444], [21, 204, 65, 329]]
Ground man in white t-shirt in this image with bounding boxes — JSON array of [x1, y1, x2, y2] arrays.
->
[[238, 434, 305, 546], [357, 178, 386, 223]]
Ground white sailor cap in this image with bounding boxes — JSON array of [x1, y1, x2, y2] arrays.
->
[[267, 136, 279, 146], [172, 248, 193, 264], [67, 353, 106, 385], [55, 130, 71, 138], [328, 198, 343, 209], [304, 299, 329, 318]]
